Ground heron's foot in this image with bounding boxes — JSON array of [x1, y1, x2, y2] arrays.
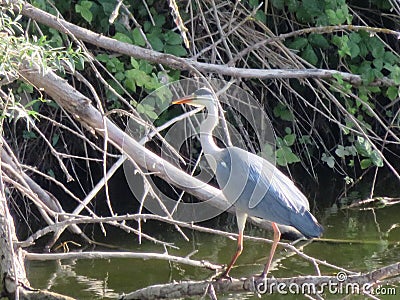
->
[[259, 271, 267, 279], [253, 271, 272, 287], [213, 271, 233, 282]]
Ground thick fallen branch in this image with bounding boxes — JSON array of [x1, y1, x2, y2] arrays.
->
[[121, 263, 400, 299], [0, 170, 29, 298], [5, 0, 391, 86]]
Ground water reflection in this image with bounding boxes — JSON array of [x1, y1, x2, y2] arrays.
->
[[26, 205, 400, 299]]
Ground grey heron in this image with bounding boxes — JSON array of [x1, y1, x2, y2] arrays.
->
[[172, 87, 323, 278]]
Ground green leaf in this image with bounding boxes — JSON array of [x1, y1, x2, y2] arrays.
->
[[384, 51, 398, 64], [276, 146, 300, 166], [136, 103, 146, 114], [75, 1, 93, 23], [360, 158, 371, 169], [47, 169, 55, 178], [288, 37, 308, 51], [348, 40, 360, 59], [335, 145, 349, 158], [303, 0, 322, 16], [373, 58, 383, 71], [346, 146, 357, 156], [359, 62, 375, 83], [107, 79, 124, 95], [276, 136, 283, 147], [132, 28, 146, 46], [124, 79, 136, 92], [105, 57, 124, 73], [370, 150, 383, 167], [19, 82, 34, 93], [125, 69, 148, 87], [143, 21, 152, 33], [308, 34, 330, 49], [298, 135, 311, 145], [255, 10, 266, 23], [153, 14, 166, 27], [23, 130, 37, 140], [332, 73, 344, 84], [113, 32, 132, 44], [96, 53, 109, 62], [302, 44, 318, 65], [164, 31, 182, 45], [368, 38, 385, 58], [145, 110, 158, 120], [287, 0, 298, 12], [139, 60, 154, 74], [355, 136, 372, 157], [99, 0, 114, 15], [130, 58, 139, 69], [137, 103, 158, 120], [284, 134, 296, 146], [271, 0, 285, 9], [386, 86, 399, 101], [349, 32, 361, 43], [114, 72, 125, 81], [284, 127, 292, 134], [52, 134, 59, 146], [321, 153, 335, 168], [147, 34, 164, 51], [390, 66, 400, 85], [273, 103, 294, 121], [259, 143, 275, 161], [335, 7, 346, 24], [164, 45, 187, 57], [249, 0, 259, 7], [325, 9, 338, 25]]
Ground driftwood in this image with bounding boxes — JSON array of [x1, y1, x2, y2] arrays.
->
[[121, 263, 400, 299]]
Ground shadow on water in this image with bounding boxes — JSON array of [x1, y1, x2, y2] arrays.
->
[[25, 168, 400, 299]]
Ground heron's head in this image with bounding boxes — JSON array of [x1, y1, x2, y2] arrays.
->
[[172, 88, 215, 108]]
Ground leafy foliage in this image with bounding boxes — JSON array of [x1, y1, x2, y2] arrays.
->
[[252, 0, 400, 179], [3, 0, 400, 200]]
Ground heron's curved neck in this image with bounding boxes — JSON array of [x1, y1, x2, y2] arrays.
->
[[200, 101, 222, 156]]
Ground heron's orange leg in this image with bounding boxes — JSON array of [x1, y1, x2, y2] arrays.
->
[[220, 231, 243, 278], [261, 222, 281, 277]]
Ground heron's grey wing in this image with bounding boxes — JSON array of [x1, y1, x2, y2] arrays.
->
[[215, 147, 322, 237], [246, 158, 309, 218], [246, 157, 323, 237], [215, 147, 308, 211]]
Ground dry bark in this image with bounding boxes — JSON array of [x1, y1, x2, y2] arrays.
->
[[122, 263, 400, 299]]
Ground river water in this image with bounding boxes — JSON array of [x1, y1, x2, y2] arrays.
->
[[25, 199, 399, 299]]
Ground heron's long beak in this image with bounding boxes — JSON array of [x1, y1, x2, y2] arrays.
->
[[172, 94, 195, 105]]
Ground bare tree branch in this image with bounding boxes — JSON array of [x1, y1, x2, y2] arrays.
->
[[24, 251, 222, 271], [4, 0, 395, 86]]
